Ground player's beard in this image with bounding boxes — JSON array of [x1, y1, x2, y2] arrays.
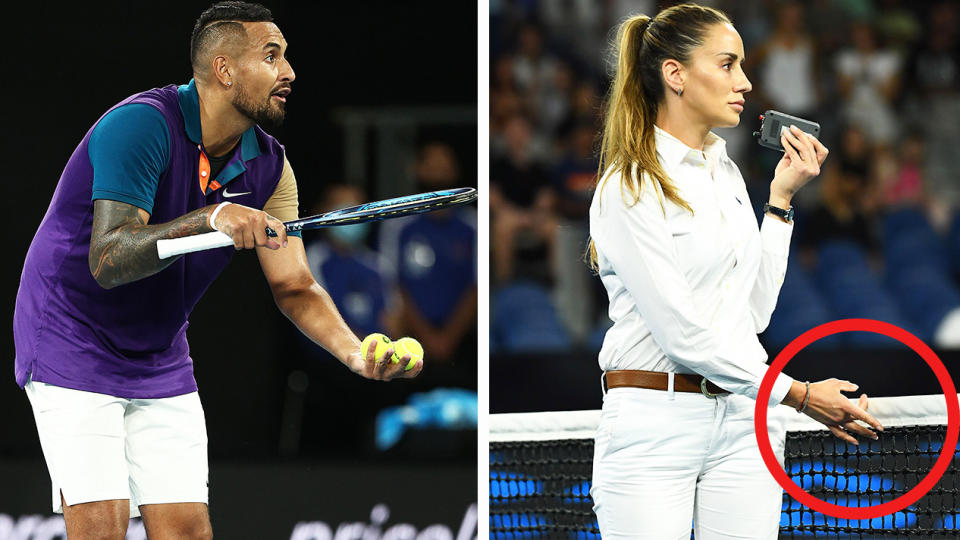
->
[[232, 81, 285, 128]]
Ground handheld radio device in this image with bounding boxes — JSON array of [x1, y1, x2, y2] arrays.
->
[[754, 110, 820, 152]]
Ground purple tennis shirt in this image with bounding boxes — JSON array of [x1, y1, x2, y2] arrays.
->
[[13, 80, 285, 398]]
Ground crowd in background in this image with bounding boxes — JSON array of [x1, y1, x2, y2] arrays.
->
[[304, 142, 477, 362], [490, 0, 960, 351], [295, 140, 478, 458]]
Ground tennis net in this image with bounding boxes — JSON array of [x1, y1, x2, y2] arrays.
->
[[489, 394, 959, 539]]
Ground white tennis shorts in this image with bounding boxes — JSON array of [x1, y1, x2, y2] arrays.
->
[[25, 379, 209, 518], [591, 386, 790, 540]]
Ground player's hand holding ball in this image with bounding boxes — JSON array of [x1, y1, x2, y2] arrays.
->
[[352, 333, 423, 381], [392, 337, 424, 371], [361, 333, 392, 361]]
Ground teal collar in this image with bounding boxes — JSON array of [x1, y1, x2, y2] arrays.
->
[[177, 79, 262, 162]]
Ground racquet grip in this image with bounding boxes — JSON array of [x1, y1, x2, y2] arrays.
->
[[157, 231, 234, 259]]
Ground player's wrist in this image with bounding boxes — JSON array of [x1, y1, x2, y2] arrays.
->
[[208, 202, 232, 232], [339, 335, 366, 368]]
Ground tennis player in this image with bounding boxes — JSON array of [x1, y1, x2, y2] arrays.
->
[[587, 5, 883, 539], [12, 2, 421, 538]]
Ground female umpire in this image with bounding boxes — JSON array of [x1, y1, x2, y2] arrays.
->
[[587, 4, 883, 538]]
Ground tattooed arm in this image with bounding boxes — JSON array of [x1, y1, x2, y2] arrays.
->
[[88, 200, 215, 289], [88, 199, 290, 289]]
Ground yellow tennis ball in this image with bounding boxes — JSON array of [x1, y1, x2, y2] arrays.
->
[[361, 333, 392, 361], [392, 337, 423, 371]]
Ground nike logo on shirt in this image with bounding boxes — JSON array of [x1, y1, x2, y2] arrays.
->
[[222, 189, 252, 198]]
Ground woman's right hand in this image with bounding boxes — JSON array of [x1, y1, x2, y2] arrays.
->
[[769, 126, 829, 204], [784, 379, 884, 444]]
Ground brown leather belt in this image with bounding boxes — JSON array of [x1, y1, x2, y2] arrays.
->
[[605, 370, 729, 397]]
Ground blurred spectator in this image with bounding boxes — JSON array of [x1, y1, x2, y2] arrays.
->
[[902, 2, 960, 207], [491, 54, 526, 156], [549, 120, 599, 342], [539, 0, 607, 68], [551, 121, 597, 221], [903, 2, 960, 99], [745, 1, 820, 118], [536, 59, 576, 138], [874, 0, 921, 54], [881, 130, 926, 208], [303, 184, 398, 340], [380, 142, 477, 367], [512, 22, 559, 100], [835, 20, 902, 146], [491, 0, 960, 351], [490, 115, 557, 284], [492, 53, 517, 97], [833, 0, 876, 20], [740, 1, 824, 182], [560, 80, 602, 134], [798, 155, 879, 255], [801, 0, 850, 57], [839, 121, 874, 167]]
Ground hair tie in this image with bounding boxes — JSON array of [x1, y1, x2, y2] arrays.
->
[[644, 18, 655, 34]]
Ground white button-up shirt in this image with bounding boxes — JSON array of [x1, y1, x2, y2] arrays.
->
[[589, 126, 794, 407]]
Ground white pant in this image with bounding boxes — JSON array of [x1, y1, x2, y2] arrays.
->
[[591, 386, 789, 539], [25, 379, 209, 518]]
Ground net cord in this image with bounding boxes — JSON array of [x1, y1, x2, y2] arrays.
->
[[489, 394, 955, 442]]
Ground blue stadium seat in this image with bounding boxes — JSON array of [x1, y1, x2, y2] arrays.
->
[[948, 211, 960, 278], [764, 265, 840, 348], [816, 240, 870, 273], [883, 208, 935, 244], [885, 232, 948, 279], [492, 281, 571, 352], [885, 265, 960, 342], [815, 240, 872, 300], [880, 212, 960, 341], [814, 240, 918, 347]]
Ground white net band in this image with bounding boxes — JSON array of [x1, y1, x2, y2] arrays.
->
[[489, 394, 956, 442]]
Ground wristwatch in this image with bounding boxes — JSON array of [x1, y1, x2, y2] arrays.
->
[[763, 203, 794, 223]]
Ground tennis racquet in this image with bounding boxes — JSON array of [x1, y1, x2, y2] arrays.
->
[[157, 187, 477, 259]]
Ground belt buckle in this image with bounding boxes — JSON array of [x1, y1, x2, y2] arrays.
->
[[700, 377, 719, 399]]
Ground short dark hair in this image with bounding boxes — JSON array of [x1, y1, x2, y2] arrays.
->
[[190, 1, 273, 73]]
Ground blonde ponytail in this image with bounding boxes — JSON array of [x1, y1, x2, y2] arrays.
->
[[586, 5, 731, 271]]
